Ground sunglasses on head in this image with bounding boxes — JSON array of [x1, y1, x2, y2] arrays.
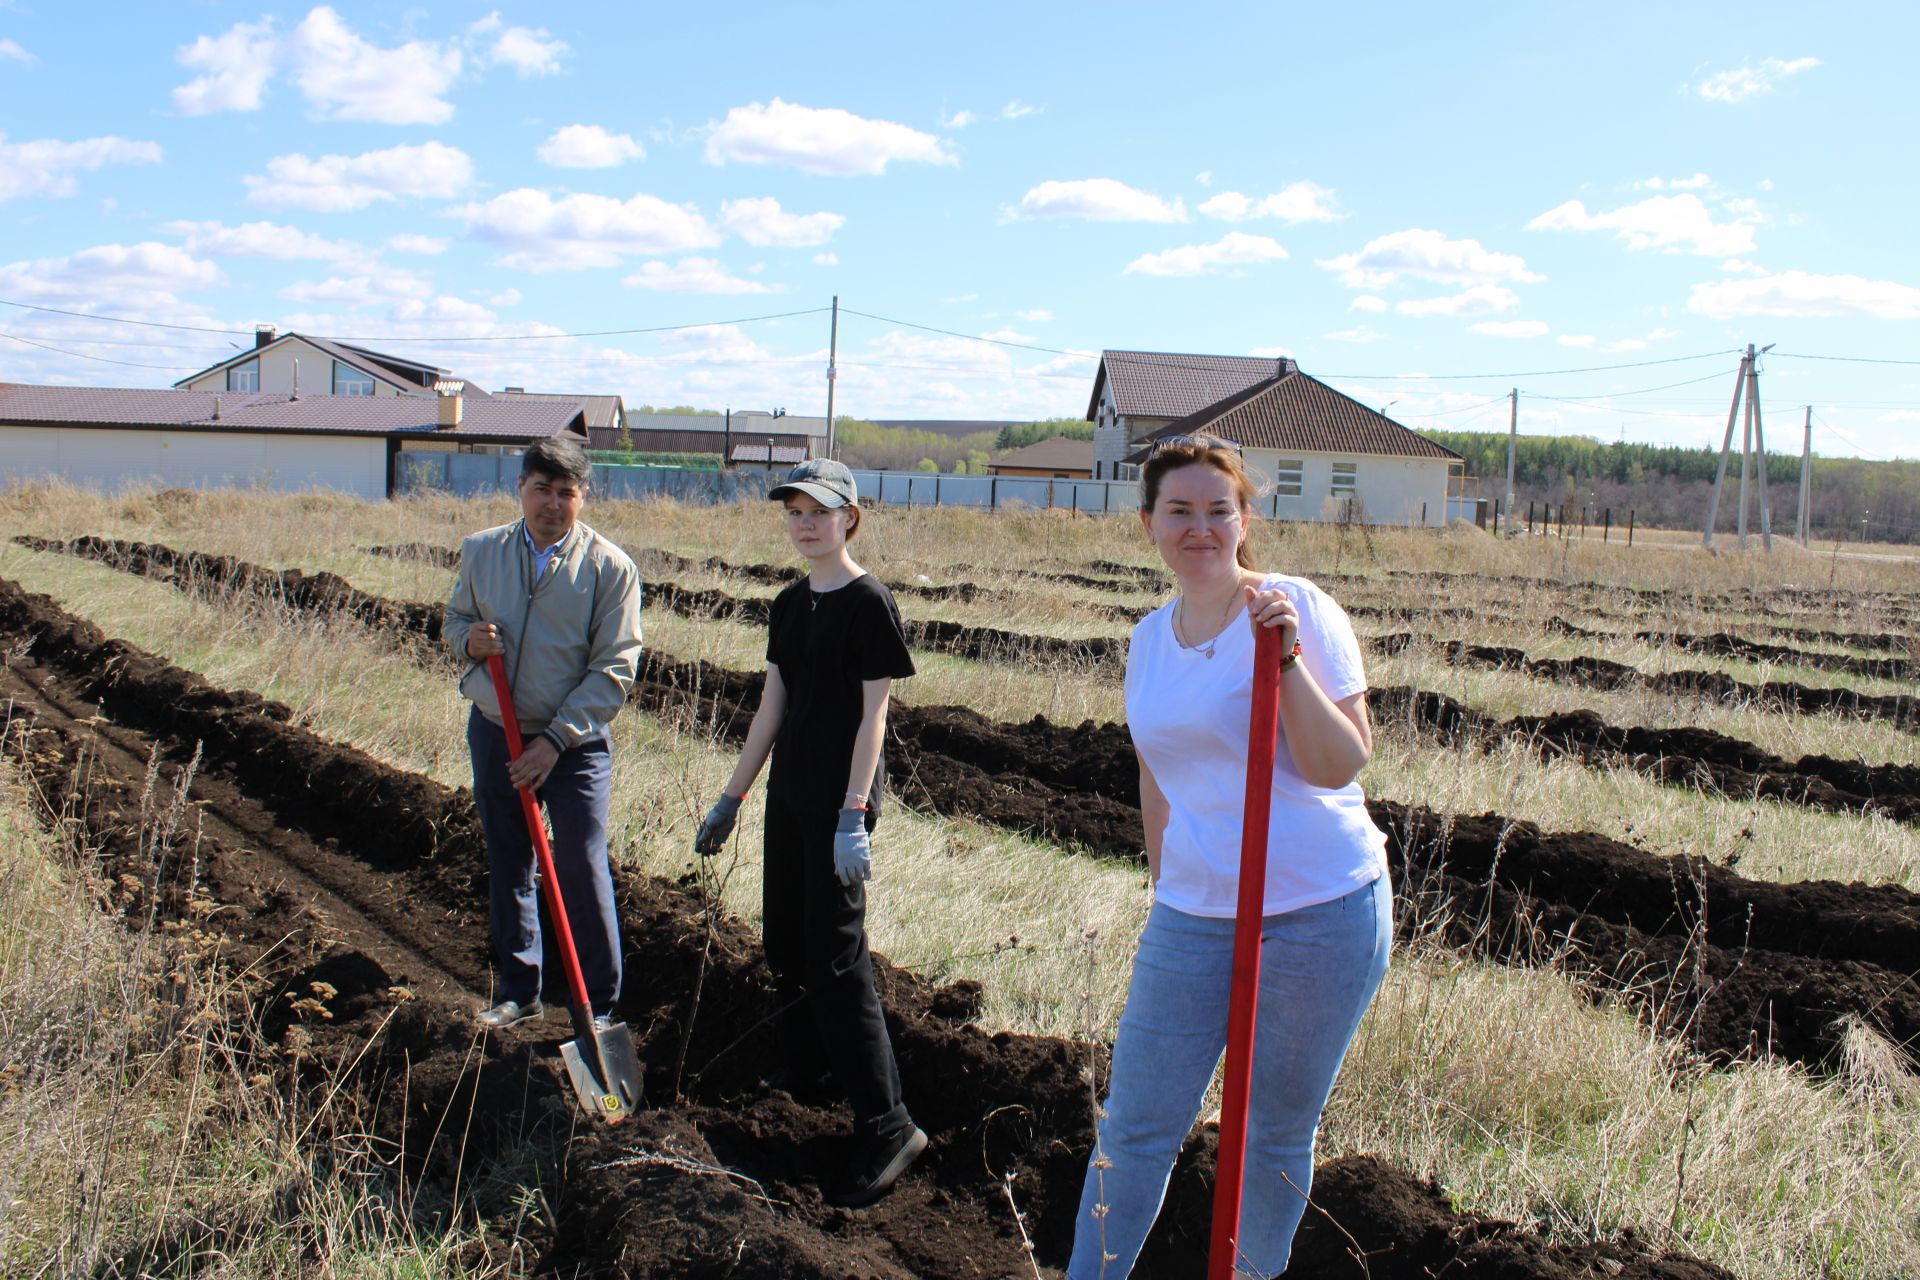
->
[[1147, 433, 1243, 457]]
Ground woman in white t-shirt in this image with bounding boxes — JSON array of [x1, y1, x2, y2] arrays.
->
[[1067, 434, 1392, 1279]]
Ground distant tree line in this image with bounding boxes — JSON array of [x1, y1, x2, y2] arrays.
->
[[1426, 429, 1920, 544], [833, 416, 1093, 473]]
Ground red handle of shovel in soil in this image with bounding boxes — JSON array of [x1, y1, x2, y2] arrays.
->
[[484, 653, 596, 1039], [1209, 623, 1282, 1280]]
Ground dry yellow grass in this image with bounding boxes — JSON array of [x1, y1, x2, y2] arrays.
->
[[0, 482, 1915, 1278]]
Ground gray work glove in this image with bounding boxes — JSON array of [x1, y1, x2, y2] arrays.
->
[[694, 794, 742, 855], [833, 808, 872, 885]]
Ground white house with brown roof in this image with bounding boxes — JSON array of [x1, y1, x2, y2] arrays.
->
[[176, 326, 472, 400], [1120, 370, 1463, 527], [1089, 350, 1296, 479], [986, 435, 1094, 479], [0, 383, 584, 500]]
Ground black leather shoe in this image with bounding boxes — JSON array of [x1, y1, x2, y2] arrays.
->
[[476, 998, 543, 1030], [831, 1124, 928, 1207]]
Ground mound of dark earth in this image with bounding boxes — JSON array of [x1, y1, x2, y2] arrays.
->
[[0, 573, 1734, 1279]]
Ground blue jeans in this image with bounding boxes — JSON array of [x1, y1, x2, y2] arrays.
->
[[466, 706, 621, 1014], [1067, 877, 1391, 1279]]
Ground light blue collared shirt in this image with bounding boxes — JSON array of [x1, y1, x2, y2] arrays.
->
[[522, 523, 562, 582]]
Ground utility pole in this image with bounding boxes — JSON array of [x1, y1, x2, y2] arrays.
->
[[1737, 358, 1753, 549], [1750, 344, 1774, 551], [1504, 388, 1517, 536], [1797, 405, 1812, 546], [1703, 346, 1752, 551], [824, 295, 840, 460]]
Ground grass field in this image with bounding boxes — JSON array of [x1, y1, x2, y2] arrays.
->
[[0, 482, 1914, 1279]]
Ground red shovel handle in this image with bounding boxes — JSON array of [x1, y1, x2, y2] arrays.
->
[[485, 652, 595, 1031], [1209, 623, 1283, 1280]]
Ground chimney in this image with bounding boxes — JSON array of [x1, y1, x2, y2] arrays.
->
[[290, 358, 300, 401], [437, 390, 463, 429], [255, 324, 276, 349], [212, 395, 222, 421], [504, 386, 525, 394], [1275, 357, 1298, 377]]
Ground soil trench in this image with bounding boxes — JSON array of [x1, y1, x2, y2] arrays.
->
[[0, 572, 1737, 1279]]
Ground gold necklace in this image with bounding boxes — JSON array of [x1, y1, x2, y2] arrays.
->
[[1174, 586, 1239, 659]]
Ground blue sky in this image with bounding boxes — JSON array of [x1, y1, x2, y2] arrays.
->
[[1, 2, 1916, 459]]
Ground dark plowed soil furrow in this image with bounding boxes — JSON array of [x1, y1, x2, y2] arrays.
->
[[1369, 685, 1920, 826], [23, 534, 1920, 1073], [1638, 629, 1920, 680], [0, 574, 1735, 1279]]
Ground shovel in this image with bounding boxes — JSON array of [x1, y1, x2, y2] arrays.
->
[[1209, 623, 1282, 1279], [485, 652, 643, 1123]]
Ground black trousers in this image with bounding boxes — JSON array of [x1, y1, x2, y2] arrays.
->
[[762, 792, 911, 1141]]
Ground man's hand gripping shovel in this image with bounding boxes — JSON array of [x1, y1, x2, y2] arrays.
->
[[485, 653, 643, 1123]]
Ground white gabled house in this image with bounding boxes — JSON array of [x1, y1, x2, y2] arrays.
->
[[1118, 366, 1463, 527], [1090, 350, 1297, 480], [176, 326, 474, 400]]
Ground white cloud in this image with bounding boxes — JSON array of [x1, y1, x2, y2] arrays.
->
[[1633, 172, 1711, 191], [941, 108, 975, 129], [290, 6, 462, 125], [1720, 257, 1767, 274], [537, 124, 645, 168], [1396, 284, 1519, 318], [1647, 327, 1678, 340], [1876, 411, 1920, 424], [1470, 319, 1550, 338], [0, 242, 223, 304], [1195, 170, 1212, 187], [488, 287, 521, 306], [1016, 308, 1053, 322], [388, 233, 449, 254], [1319, 228, 1542, 289], [245, 142, 474, 212], [981, 328, 1034, 343], [1248, 345, 1294, 359], [283, 269, 434, 304], [1001, 100, 1039, 120], [1009, 178, 1185, 223], [1324, 325, 1384, 343], [703, 99, 955, 175], [1, 38, 36, 66], [172, 18, 277, 115], [1557, 334, 1597, 348], [941, 294, 978, 303], [0, 133, 163, 203], [477, 17, 567, 76], [1198, 181, 1341, 224], [1527, 193, 1757, 257], [1697, 57, 1819, 103], [457, 188, 720, 271], [160, 219, 361, 262], [1348, 295, 1388, 313], [623, 257, 779, 294], [720, 196, 845, 247], [1687, 270, 1920, 320], [1124, 231, 1287, 277], [812, 251, 838, 266]]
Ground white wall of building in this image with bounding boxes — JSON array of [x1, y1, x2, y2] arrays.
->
[[0, 426, 389, 499], [180, 342, 416, 397], [1248, 449, 1450, 526]]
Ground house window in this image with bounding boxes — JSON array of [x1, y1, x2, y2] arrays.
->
[[1273, 458, 1304, 497], [227, 360, 259, 392], [333, 363, 376, 396], [1331, 461, 1358, 496]]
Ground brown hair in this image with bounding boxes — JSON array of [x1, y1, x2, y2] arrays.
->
[[1140, 435, 1259, 570], [843, 504, 863, 541]]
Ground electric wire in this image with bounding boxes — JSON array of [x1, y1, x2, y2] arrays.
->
[[0, 330, 200, 371]]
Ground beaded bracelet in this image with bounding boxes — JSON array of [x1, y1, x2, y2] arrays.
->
[[1277, 639, 1305, 673]]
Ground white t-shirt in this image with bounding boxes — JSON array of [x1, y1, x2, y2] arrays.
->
[[1124, 573, 1388, 918]]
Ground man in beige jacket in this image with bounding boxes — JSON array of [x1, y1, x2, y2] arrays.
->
[[445, 437, 643, 1029]]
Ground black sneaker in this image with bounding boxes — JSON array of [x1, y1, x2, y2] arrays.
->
[[831, 1124, 928, 1207]]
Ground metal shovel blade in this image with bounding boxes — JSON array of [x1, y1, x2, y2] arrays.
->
[[560, 1019, 644, 1123]]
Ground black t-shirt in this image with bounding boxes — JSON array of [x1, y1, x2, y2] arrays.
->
[[765, 573, 916, 817]]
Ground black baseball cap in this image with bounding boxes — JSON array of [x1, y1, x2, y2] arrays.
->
[[769, 458, 859, 508]]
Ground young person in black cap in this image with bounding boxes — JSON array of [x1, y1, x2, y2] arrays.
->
[[693, 457, 928, 1206]]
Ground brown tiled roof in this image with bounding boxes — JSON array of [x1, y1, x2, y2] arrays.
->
[[1124, 373, 1461, 462], [1088, 350, 1293, 420], [0, 383, 581, 441], [987, 435, 1094, 471], [496, 390, 623, 429], [173, 332, 463, 395]]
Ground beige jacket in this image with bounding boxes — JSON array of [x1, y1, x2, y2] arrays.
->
[[445, 518, 643, 751]]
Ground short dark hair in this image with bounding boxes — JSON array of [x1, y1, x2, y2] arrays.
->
[[521, 436, 591, 487]]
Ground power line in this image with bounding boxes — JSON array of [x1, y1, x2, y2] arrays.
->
[[0, 330, 199, 370], [1774, 351, 1920, 367], [0, 297, 831, 343], [1318, 348, 1742, 381], [1527, 370, 1733, 403]]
